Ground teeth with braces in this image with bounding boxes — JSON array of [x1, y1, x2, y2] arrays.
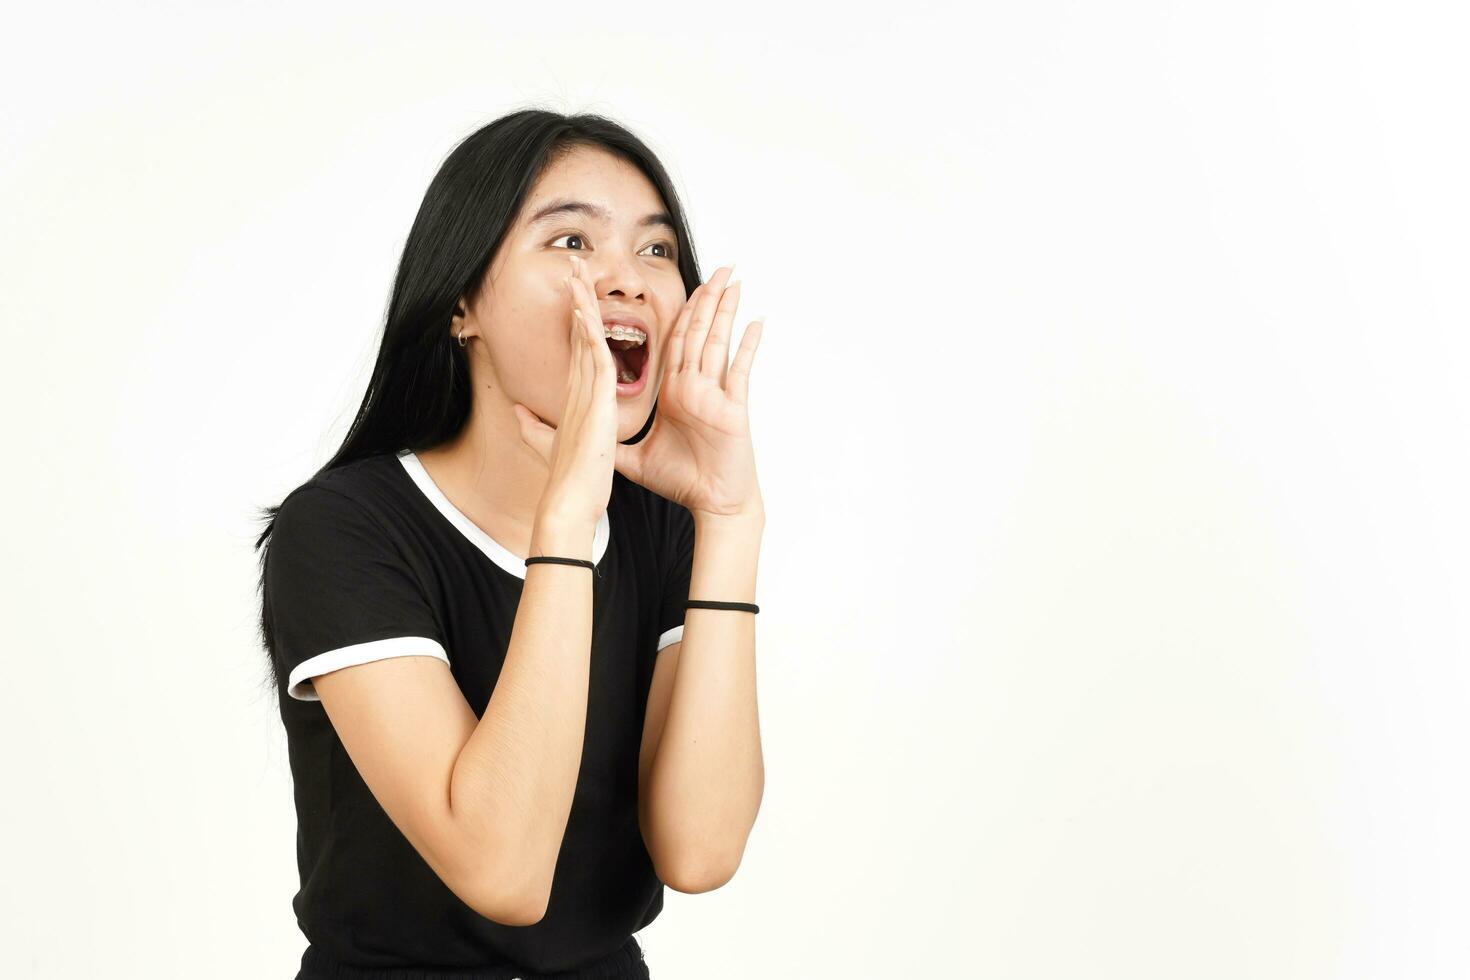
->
[[602, 325, 646, 344], [603, 324, 645, 384]]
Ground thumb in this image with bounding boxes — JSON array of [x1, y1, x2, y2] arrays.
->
[[613, 441, 644, 487], [512, 403, 555, 464]]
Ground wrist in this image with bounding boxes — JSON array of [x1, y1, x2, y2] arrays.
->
[[530, 512, 597, 560], [692, 506, 766, 534]]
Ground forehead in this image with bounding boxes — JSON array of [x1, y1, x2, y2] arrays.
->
[[519, 146, 668, 228]]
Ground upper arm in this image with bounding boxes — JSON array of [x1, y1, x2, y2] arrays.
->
[[265, 485, 533, 924]]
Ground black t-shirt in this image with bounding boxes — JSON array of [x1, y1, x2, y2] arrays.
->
[[263, 448, 695, 978]]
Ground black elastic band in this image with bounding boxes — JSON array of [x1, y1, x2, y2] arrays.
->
[[524, 555, 601, 579], [685, 599, 759, 614], [522, 558, 757, 610]]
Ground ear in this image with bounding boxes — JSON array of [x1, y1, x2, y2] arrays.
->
[[450, 298, 471, 344]]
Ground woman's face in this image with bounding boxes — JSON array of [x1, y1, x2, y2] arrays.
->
[[455, 144, 688, 438]]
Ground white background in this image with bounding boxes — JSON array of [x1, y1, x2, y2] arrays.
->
[[3, 1, 1467, 977]]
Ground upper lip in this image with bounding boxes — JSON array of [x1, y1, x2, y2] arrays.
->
[[600, 311, 648, 333]]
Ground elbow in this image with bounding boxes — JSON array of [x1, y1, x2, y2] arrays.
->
[[441, 780, 562, 926], [641, 787, 761, 894], [463, 872, 552, 927], [657, 847, 743, 894], [645, 804, 760, 894], [500, 892, 552, 927], [456, 844, 555, 926]]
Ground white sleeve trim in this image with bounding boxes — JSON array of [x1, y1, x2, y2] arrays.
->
[[287, 636, 450, 702], [656, 625, 684, 653]]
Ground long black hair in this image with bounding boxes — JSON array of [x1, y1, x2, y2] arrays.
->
[[252, 108, 704, 698]]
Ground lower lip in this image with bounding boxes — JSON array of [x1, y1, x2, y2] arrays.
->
[[615, 354, 649, 398]]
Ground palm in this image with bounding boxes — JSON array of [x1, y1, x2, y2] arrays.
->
[[614, 267, 764, 517]]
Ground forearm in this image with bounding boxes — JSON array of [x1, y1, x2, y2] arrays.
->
[[646, 512, 766, 884], [448, 514, 596, 913]]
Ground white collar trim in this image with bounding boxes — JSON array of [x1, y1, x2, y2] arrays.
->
[[396, 449, 610, 580]]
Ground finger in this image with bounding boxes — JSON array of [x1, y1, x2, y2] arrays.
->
[[518, 406, 549, 461], [564, 272, 580, 360], [665, 280, 702, 379], [564, 276, 585, 417], [513, 403, 553, 461], [701, 279, 741, 383], [569, 262, 615, 391], [571, 253, 603, 335], [726, 317, 763, 406], [585, 293, 617, 400], [563, 272, 593, 425], [569, 309, 589, 421], [613, 439, 645, 488], [683, 264, 735, 372], [579, 305, 602, 401]]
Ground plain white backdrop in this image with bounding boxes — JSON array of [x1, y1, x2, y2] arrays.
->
[[3, 1, 1467, 977]]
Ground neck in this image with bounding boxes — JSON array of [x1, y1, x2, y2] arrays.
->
[[415, 395, 550, 549]]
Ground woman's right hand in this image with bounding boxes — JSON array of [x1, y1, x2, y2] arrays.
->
[[511, 253, 620, 530]]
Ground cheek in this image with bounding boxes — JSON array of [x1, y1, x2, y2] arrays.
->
[[499, 287, 571, 345], [492, 254, 572, 315], [483, 309, 565, 380]]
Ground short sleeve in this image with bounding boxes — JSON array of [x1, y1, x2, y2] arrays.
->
[[654, 501, 696, 654], [266, 485, 449, 701]]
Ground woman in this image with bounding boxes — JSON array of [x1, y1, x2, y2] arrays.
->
[[255, 109, 766, 979]]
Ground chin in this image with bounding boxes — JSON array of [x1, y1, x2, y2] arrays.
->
[[619, 399, 657, 445]]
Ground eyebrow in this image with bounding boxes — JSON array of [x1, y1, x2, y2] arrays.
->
[[525, 198, 676, 233]]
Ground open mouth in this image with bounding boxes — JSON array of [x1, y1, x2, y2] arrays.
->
[[606, 337, 649, 385]]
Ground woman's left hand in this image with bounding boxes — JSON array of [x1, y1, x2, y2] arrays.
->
[[614, 265, 765, 520]]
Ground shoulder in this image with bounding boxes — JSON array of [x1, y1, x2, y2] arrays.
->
[[281, 454, 401, 514], [312, 452, 402, 502], [273, 454, 405, 548], [266, 459, 430, 604]]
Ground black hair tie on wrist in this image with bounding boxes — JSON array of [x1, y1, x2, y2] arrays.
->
[[685, 599, 760, 614], [524, 555, 601, 579], [523, 557, 758, 613]]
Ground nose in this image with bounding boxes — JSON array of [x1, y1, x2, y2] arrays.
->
[[585, 249, 649, 303]]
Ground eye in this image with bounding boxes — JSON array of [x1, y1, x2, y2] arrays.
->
[[549, 233, 676, 260]]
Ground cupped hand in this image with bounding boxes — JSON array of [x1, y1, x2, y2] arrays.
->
[[614, 265, 765, 520]]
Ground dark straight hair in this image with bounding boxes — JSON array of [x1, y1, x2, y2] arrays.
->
[[251, 108, 704, 698]]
